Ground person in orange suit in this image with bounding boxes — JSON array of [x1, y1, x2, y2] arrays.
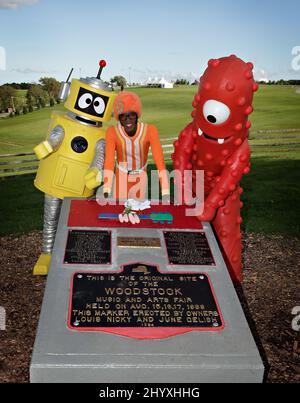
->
[[103, 92, 169, 201]]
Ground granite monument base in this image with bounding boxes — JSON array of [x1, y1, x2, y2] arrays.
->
[[30, 199, 264, 383]]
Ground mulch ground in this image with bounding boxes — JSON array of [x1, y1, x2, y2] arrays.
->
[[0, 231, 299, 383]]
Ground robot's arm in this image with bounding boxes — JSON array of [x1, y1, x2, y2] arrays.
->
[[34, 125, 65, 160], [90, 139, 106, 170], [198, 140, 251, 221], [84, 139, 106, 191], [172, 123, 197, 202]]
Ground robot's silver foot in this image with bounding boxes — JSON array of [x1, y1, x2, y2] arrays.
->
[[33, 195, 63, 276]]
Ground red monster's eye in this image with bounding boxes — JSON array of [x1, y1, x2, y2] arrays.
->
[[203, 100, 231, 125]]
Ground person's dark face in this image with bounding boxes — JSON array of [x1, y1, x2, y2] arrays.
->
[[119, 112, 138, 136]]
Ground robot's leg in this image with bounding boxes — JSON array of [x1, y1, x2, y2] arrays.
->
[[33, 194, 63, 276], [213, 189, 243, 284]]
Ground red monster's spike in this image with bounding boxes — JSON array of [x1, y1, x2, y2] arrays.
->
[[226, 82, 236, 92]]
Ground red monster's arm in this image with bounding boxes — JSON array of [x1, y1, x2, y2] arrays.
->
[[173, 123, 196, 170], [172, 123, 197, 202], [198, 139, 251, 221]]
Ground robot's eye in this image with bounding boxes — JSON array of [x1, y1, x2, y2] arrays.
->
[[93, 97, 105, 115], [78, 93, 93, 109], [203, 100, 230, 125]]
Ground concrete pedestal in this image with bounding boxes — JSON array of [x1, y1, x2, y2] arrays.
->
[[30, 198, 264, 383]]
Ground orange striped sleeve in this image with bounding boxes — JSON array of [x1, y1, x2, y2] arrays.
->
[[148, 125, 170, 196], [103, 126, 116, 194]]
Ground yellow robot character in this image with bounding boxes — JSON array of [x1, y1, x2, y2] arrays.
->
[[33, 60, 115, 275]]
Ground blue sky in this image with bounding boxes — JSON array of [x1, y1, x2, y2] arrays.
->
[[0, 0, 299, 84]]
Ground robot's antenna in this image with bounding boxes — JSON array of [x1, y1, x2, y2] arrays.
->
[[66, 68, 74, 83], [97, 60, 107, 80]]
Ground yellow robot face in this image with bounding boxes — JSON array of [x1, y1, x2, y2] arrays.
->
[[75, 87, 108, 118], [64, 79, 115, 123]]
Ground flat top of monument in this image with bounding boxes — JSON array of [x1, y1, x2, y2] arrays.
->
[[68, 200, 203, 230]]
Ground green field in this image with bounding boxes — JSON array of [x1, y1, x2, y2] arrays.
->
[[16, 89, 28, 97], [1, 85, 300, 154], [0, 85, 299, 237]]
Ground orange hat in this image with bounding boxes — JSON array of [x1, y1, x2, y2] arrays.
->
[[113, 91, 142, 120]]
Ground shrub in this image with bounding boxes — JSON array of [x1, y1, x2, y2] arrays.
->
[[39, 99, 46, 108]]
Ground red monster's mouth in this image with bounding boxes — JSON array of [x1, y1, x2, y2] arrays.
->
[[198, 129, 231, 144]]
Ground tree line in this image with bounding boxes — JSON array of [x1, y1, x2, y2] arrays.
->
[[259, 79, 300, 85], [0, 77, 61, 117], [1, 75, 299, 117], [0, 76, 130, 117]]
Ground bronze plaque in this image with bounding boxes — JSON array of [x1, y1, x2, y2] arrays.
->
[[164, 231, 215, 266], [117, 237, 161, 249], [64, 230, 111, 265], [69, 263, 223, 329]]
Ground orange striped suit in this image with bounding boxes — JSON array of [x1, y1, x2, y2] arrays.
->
[[103, 122, 169, 200]]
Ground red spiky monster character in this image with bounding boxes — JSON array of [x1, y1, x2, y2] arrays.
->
[[172, 55, 259, 284]]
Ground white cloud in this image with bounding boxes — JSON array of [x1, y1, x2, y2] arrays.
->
[[0, 0, 39, 9], [10, 67, 58, 75], [254, 68, 270, 83]]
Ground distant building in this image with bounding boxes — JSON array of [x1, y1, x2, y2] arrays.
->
[[159, 78, 174, 89], [145, 77, 174, 89]]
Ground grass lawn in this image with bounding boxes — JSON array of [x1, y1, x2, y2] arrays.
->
[[0, 175, 44, 235], [241, 157, 300, 236], [16, 89, 28, 97], [0, 155, 299, 237], [0, 85, 299, 237], [1, 85, 300, 154], [0, 104, 65, 154]]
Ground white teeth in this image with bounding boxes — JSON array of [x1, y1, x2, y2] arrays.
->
[[198, 129, 203, 136], [218, 139, 225, 144]]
